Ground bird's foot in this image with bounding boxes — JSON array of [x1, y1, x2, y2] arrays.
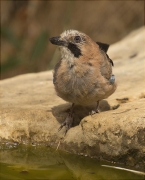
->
[[58, 112, 74, 136], [90, 108, 100, 116]]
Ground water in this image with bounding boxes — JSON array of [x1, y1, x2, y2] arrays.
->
[[0, 142, 144, 180]]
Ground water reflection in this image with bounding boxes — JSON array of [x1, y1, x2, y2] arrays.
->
[[0, 142, 144, 180]]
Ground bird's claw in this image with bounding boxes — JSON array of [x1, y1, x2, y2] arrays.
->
[[90, 109, 100, 116], [58, 113, 74, 136]]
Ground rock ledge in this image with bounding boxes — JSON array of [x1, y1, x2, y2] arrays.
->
[[0, 27, 145, 170]]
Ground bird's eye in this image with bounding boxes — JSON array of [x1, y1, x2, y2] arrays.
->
[[74, 36, 81, 43]]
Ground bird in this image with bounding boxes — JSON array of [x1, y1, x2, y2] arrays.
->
[[49, 29, 117, 134]]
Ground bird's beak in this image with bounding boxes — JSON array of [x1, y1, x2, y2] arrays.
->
[[49, 36, 68, 47]]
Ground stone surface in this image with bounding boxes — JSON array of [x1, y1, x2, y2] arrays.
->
[[0, 27, 145, 170]]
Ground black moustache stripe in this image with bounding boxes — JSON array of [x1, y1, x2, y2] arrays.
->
[[68, 43, 82, 58]]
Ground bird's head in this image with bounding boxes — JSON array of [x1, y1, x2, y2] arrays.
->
[[49, 30, 98, 60]]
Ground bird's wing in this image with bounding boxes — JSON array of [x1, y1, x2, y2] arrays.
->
[[106, 54, 114, 67], [109, 74, 115, 84], [98, 47, 114, 81], [96, 42, 114, 67], [96, 42, 109, 53]]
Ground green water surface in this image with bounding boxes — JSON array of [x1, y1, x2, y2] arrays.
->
[[0, 142, 144, 180]]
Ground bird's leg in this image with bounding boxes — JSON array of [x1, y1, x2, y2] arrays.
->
[[95, 101, 100, 113], [58, 103, 74, 135], [91, 101, 100, 115]]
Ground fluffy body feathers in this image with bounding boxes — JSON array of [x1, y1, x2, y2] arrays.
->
[[50, 30, 116, 106]]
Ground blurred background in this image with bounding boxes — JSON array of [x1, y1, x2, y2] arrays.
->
[[1, 0, 144, 80]]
